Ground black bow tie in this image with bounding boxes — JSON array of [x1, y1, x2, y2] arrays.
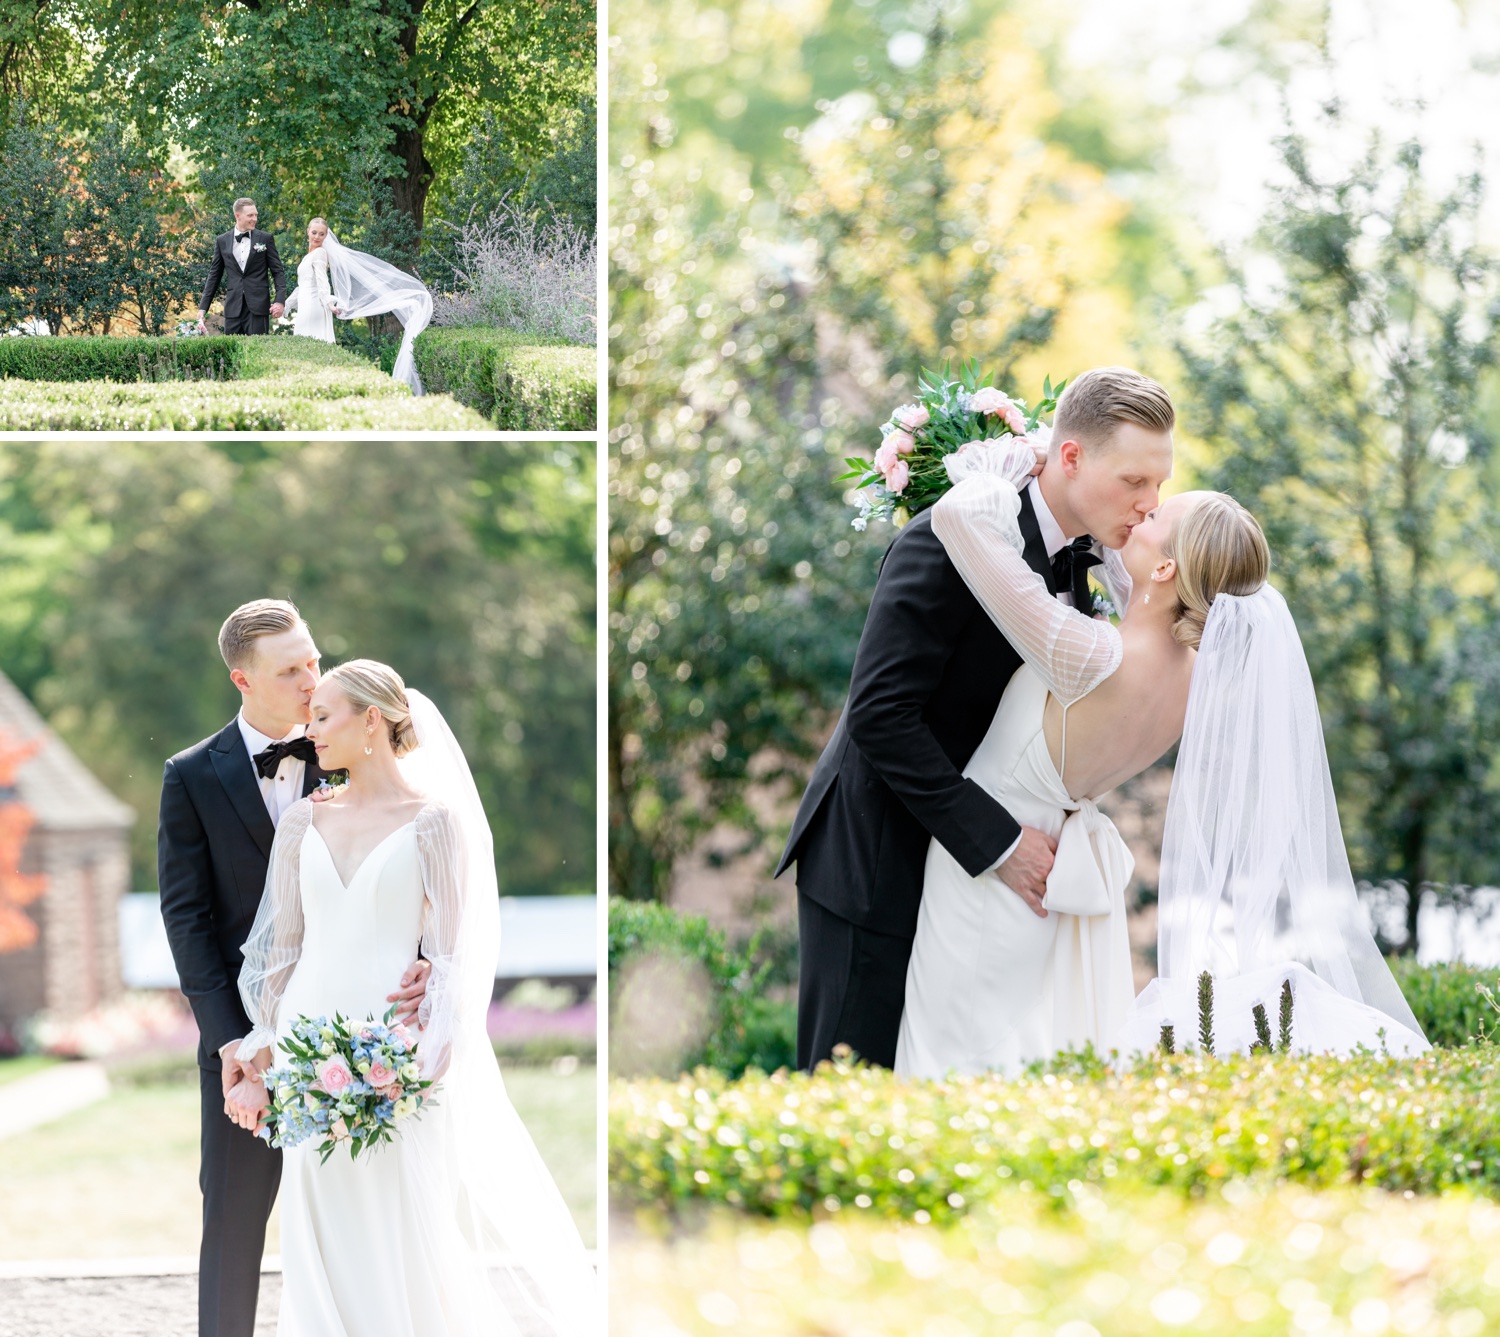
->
[[235, 232, 251, 242], [1051, 535, 1102, 593], [253, 736, 318, 779]]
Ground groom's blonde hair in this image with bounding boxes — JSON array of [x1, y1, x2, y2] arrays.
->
[[1052, 367, 1175, 455], [219, 599, 305, 670], [233, 197, 256, 216]]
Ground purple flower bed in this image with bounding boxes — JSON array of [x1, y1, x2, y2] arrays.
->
[[486, 1000, 596, 1043]]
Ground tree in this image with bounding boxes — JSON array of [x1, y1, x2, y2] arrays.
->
[[608, 0, 1167, 899], [1180, 118, 1500, 951], [0, 442, 595, 898], [94, 0, 595, 251]]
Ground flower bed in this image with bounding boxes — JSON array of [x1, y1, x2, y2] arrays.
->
[[614, 1185, 1500, 1336], [0, 338, 489, 430], [414, 327, 596, 430], [611, 1047, 1500, 1223]]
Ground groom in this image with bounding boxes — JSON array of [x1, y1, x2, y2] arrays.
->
[[158, 598, 431, 1337], [196, 198, 287, 335], [777, 367, 1176, 1071]]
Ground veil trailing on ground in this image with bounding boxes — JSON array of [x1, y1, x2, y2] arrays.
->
[[1115, 585, 1429, 1059], [323, 230, 433, 396], [395, 690, 597, 1336]]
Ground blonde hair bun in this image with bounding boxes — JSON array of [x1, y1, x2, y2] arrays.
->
[[1163, 494, 1270, 650], [322, 659, 419, 757]]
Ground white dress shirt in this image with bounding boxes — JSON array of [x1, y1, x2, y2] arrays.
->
[[232, 230, 252, 272], [236, 711, 308, 827]]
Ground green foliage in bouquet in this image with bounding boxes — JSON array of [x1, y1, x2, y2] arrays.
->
[[611, 1046, 1500, 1225], [835, 363, 1064, 528]]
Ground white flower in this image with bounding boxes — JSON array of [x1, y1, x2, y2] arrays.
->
[[253, 242, 267, 252]]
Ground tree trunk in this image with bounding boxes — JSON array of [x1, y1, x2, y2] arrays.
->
[[390, 122, 432, 238]]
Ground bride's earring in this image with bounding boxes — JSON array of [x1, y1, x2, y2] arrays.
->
[[1143, 591, 1151, 605], [364, 726, 374, 756]]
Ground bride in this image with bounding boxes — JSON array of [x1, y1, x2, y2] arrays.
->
[[224, 660, 595, 1336], [895, 445, 1429, 1078], [283, 218, 434, 395]]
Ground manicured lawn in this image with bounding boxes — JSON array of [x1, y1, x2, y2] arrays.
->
[[0, 1056, 62, 1086], [0, 1062, 595, 1258]]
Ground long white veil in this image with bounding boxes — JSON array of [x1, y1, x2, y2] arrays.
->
[[1116, 585, 1429, 1059], [323, 229, 434, 395], [396, 690, 597, 1335]]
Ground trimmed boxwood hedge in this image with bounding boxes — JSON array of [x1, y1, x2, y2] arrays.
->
[[0, 335, 245, 382], [413, 327, 596, 430], [611, 1046, 1500, 1222], [1388, 958, 1499, 1048], [0, 337, 490, 430]]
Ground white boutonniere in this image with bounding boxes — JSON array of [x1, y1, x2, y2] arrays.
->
[[1091, 587, 1117, 620], [253, 242, 267, 252]]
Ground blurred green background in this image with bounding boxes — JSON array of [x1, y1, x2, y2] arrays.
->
[[0, 440, 595, 899]]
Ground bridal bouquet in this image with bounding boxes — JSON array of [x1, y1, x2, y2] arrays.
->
[[839, 362, 1065, 528], [256, 1008, 436, 1163]]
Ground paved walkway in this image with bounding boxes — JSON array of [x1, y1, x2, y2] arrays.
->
[[0, 1274, 281, 1336], [0, 1063, 110, 1141]]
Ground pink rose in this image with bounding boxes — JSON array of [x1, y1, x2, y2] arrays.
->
[[873, 439, 899, 476], [390, 1023, 414, 1049], [314, 1055, 354, 1096], [970, 387, 1012, 415], [886, 428, 916, 455], [886, 459, 910, 493], [331, 1117, 350, 1141], [367, 1062, 398, 1089], [1002, 404, 1028, 436], [893, 404, 930, 431]]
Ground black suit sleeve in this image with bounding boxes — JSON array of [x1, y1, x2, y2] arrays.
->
[[199, 238, 224, 314], [266, 235, 287, 304], [843, 518, 1022, 877], [158, 759, 249, 1058]]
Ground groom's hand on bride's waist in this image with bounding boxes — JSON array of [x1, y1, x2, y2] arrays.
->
[[387, 958, 432, 1027], [994, 826, 1056, 919]]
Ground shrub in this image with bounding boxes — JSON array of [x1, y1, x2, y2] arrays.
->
[[0, 335, 244, 382], [609, 897, 796, 1080], [414, 327, 596, 430], [1390, 959, 1500, 1047], [615, 1187, 1500, 1335], [430, 197, 596, 347], [610, 1046, 1500, 1222], [0, 337, 490, 430]]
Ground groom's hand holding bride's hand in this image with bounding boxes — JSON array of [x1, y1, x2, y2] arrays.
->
[[270, 302, 285, 319], [996, 826, 1056, 918], [224, 1076, 269, 1133], [387, 959, 432, 1028]]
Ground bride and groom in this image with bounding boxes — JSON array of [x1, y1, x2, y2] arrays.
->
[[159, 600, 594, 1337], [779, 366, 1429, 1078], [196, 197, 434, 394]]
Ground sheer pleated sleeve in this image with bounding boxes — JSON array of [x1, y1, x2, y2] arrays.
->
[[235, 799, 312, 1060], [413, 802, 468, 1081], [932, 474, 1123, 706], [311, 249, 336, 310]]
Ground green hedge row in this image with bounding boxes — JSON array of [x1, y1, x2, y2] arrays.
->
[[0, 338, 490, 430], [414, 327, 596, 430], [1387, 958, 1499, 1047], [0, 335, 246, 382], [611, 1046, 1500, 1221]]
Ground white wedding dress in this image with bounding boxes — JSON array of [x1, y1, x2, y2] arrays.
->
[[237, 694, 595, 1337], [284, 249, 337, 343], [895, 473, 1137, 1078], [896, 465, 1429, 1077]]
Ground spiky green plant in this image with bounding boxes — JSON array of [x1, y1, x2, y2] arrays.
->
[[1278, 978, 1294, 1052], [1159, 1023, 1175, 1056], [1252, 1002, 1273, 1054], [1197, 970, 1215, 1056]]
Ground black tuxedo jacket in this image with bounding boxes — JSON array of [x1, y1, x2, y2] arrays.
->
[[158, 718, 328, 1068], [199, 229, 287, 320], [776, 486, 1084, 938]]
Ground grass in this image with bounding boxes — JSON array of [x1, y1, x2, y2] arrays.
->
[[0, 1061, 596, 1258], [613, 1185, 1500, 1336], [0, 338, 490, 430], [0, 1055, 61, 1086]]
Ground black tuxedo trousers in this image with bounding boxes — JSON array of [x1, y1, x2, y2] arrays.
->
[[158, 719, 327, 1337], [777, 492, 1064, 1071]]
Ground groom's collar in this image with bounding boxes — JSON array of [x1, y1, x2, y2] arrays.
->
[[1026, 478, 1072, 561]]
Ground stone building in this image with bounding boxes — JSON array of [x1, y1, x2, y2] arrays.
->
[[0, 671, 134, 1033]]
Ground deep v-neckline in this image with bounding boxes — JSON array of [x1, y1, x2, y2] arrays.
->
[[307, 818, 417, 891]]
